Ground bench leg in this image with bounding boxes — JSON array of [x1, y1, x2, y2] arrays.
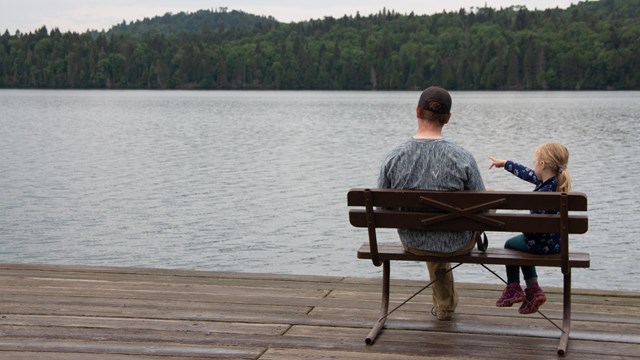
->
[[557, 270, 572, 356], [366, 260, 390, 344]]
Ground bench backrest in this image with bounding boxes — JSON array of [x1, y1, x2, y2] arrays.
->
[[348, 188, 588, 271]]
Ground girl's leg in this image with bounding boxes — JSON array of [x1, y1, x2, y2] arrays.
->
[[496, 234, 528, 307], [503, 234, 530, 283], [503, 235, 546, 314]]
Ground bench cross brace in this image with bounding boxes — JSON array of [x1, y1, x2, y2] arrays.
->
[[418, 196, 507, 229]]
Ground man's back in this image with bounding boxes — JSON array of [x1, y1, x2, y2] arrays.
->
[[378, 138, 483, 191], [378, 138, 484, 252]]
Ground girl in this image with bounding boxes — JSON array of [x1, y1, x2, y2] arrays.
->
[[488, 143, 571, 314]]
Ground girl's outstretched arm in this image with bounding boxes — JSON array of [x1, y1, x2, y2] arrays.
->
[[489, 156, 540, 185]]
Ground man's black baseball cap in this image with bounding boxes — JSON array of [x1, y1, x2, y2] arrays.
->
[[418, 86, 451, 114]]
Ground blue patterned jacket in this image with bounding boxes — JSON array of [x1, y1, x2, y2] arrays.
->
[[504, 160, 560, 254]]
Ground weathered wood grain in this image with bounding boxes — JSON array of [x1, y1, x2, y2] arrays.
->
[[0, 263, 638, 359]]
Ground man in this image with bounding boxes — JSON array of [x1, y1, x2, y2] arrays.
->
[[377, 86, 485, 321]]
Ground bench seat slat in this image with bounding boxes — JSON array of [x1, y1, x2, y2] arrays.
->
[[357, 243, 590, 268]]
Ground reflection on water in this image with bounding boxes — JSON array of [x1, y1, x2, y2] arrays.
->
[[1, 89, 639, 291]]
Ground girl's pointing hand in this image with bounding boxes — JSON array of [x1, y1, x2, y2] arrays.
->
[[489, 156, 506, 169]]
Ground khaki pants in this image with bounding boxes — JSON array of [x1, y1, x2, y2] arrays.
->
[[403, 233, 478, 313]]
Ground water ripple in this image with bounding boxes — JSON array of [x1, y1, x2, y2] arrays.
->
[[1, 90, 639, 291]]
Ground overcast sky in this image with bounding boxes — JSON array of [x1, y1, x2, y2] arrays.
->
[[2, 0, 580, 34]]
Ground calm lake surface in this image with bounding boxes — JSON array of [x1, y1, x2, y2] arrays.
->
[[1, 89, 639, 291]]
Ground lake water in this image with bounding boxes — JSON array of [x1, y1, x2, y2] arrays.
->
[[1, 89, 639, 291]]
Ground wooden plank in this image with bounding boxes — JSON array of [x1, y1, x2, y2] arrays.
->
[[0, 285, 328, 308], [0, 353, 218, 360], [356, 243, 591, 267], [0, 279, 331, 298], [0, 269, 343, 291], [347, 189, 588, 211], [260, 348, 431, 359], [0, 339, 262, 358], [349, 209, 589, 233], [0, 315, 288, 335], [0, 302, 311, 321]]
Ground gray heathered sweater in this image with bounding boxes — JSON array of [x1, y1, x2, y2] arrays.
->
[[377, 138, 485, 252]]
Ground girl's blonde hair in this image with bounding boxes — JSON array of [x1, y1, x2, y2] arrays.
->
[[536, 143, 571, 192]]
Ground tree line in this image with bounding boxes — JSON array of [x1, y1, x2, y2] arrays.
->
[[1, 0, 639, 90]]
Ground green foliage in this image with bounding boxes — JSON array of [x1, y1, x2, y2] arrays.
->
[[107, 9, 278, 37], [1, 0, 639, 90]]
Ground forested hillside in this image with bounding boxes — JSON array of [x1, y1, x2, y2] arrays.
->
[[1, 0, 639, 90], [107, 9, 278, 37]]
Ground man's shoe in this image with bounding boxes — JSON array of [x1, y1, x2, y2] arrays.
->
[[431, 306, 452, 321]]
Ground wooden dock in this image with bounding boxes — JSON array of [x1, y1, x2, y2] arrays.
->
[[1, 263, 638, 359]]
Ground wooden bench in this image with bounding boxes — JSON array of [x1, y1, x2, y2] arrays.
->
[[347, 188, 589, 356]]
